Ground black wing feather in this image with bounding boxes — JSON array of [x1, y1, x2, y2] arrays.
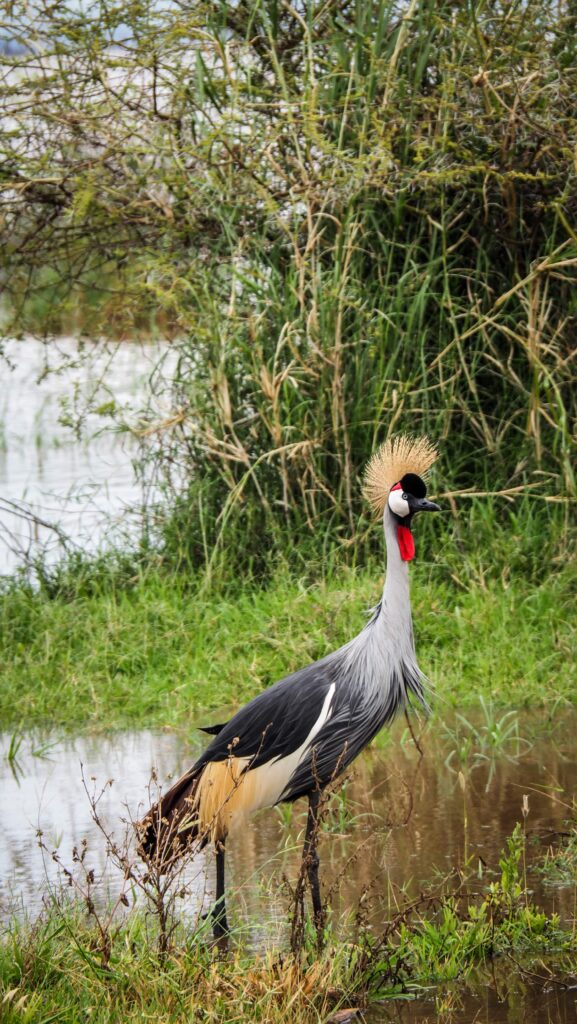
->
[[189, 648, 411, 801], [280, 693, 385, 802], [281, 666, 415, 802], [194, 655, 339, 772]]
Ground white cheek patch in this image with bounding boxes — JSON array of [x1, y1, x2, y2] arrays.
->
[[388, 489, 410, 518]]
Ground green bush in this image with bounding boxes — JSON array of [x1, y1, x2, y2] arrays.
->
[[2, 0, 576, 575]]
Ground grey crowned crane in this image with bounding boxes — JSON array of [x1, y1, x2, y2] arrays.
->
[[139, 435, 440, 938]]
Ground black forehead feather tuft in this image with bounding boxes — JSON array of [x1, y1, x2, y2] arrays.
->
[[400, 472, 427, 498]]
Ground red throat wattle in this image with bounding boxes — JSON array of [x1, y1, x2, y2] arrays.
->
[[397, 525, 415, 561]]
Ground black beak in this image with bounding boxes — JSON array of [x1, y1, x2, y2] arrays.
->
[[410, 497, 441, 514]]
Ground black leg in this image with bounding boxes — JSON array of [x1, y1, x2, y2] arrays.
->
[[212, 839, 229, 940], [303, 789, 325, 932]]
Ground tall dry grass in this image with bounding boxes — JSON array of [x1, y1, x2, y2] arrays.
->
[[2, 0, 576, 575]]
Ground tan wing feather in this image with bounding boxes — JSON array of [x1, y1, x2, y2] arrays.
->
[[363, 434, 438, 516], [195, 757, 255, 842]]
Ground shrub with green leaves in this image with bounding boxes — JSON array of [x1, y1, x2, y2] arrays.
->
[[2, 0, 576, 574]]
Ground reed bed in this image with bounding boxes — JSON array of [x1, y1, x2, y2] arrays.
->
[[1, 0, 576, 575]]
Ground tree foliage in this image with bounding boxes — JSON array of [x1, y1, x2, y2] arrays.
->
[[1, 0, 576, 571]]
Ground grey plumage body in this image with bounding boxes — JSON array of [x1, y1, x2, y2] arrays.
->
[[140, 507, 427, 849], [138, 441, 440, 939], [275, 506, 428, 802]]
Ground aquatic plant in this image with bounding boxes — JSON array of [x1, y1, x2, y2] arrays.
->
[[442, 696, 533, 790], [5, 731, 23, 782], [539, 825, 577, 888]]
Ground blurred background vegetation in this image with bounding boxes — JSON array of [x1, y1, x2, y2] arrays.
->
[[1, 0, 576, 586]]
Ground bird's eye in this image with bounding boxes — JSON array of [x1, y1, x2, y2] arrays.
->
[[402, 493, 408, 501]]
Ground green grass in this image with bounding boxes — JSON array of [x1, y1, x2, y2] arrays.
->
[[1, 561, 575, 732], [0, 824, 574, 1023]]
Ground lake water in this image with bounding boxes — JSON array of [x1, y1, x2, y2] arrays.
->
[[367, 964, 577, 1023], [0, 336, 170, 575], [2, 711, 576, 936], [3, 711, 577, 1019]]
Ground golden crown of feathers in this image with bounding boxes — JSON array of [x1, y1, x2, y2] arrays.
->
[[363, 434, 438, 516]]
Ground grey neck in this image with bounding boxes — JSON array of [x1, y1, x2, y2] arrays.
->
[[338, 504, 426, 714], [379, 507, 414, 655]]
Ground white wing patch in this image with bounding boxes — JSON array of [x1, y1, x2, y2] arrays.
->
[[245, 683, 336, 814]]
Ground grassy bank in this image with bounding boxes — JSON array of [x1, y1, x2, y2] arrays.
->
[[1, 560, 575, 732]]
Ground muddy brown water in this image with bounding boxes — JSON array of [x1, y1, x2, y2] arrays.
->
[[2, 710, 577, 1020], [365, 964, 577, 1023]]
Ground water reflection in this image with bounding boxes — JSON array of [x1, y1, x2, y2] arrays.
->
[[0, 336, 171, 574], [367, 961, 577, 1023], [1, 711, 576, 939]]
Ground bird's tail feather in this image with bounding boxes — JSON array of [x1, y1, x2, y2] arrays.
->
[[137, 765, 205, 870]]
